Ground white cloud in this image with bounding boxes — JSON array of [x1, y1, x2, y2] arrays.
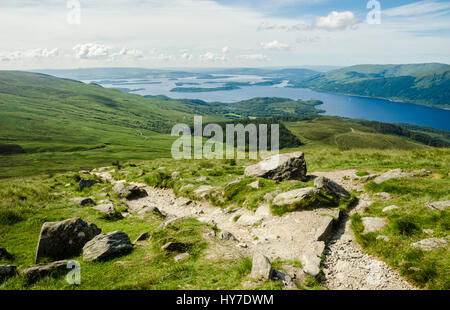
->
[[199, 52, 227, 62], [112, 47, 144, 60], [261, 40, 291, 50], [383, 0, 450, 17], [314, 11, 361, 31], [236, 54, 269, 61], [222, 46, 230, 53], [181, 52, 193, 61], [0, 48, 58, 62], [73, 43, 111, 59]]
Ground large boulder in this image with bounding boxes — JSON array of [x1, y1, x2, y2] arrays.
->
[[272, 187, 320, 207], [82, 231, 133, 261], [426, 201, 450, 211], [113, 182, 148, 200], [374, 169, 413, 184], [22, 260, 69, 283], [250, 253, 273, 280], [314, 176, 350, 199], [35, 218, 101, 263], [245, 152, 307, 182]]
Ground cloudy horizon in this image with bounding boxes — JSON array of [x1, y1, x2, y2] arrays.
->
[[1, 0, 450, 70]]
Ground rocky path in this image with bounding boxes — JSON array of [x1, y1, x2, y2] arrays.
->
[[95, 168, 416, 290]]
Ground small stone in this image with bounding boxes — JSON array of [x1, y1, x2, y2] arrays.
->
[[250, 253, 273, 280], [174, 252, 190, 263], [138, 206, 166, 218], [302, 252, 321, 277], [248, 180, 260, 189], [362, 217, 387, 234], [134, 232, 149, 243], [180, 184, 194, 191], [423, 229, 434, 235], [71, 197, 95, 206], [196, 176, 208, 182], [171, 171, 180, 179], [374, 192, 391, 200], [161, 242, 187, 252], [78, 179, 95, 191], [411, 238, 448, 251], [194, 185, 214, 198], [92, 203, 115, 215], [377, 235, 390, 242], [374, 169, 414, 184], [382, 205, 399, 213], [218, 230, 236, 241]]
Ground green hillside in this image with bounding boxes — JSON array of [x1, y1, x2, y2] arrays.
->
[[292, 63, 450, 108]]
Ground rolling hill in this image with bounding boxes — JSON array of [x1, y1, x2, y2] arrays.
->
[[291, 63, 450, 109]]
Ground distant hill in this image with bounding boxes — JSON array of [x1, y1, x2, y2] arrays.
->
[[291, 63, 450, 109]]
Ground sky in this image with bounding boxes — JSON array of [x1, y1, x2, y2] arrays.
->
[[0, 0, 449, 69]]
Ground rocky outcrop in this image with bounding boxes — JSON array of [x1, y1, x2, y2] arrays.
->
[[374, 169, 413, 184], [314, 176, 351, 199], [35, 218, 101, 263], [362, 217, 387, 234], [82, 231, 133, 261], [250, 253, 273, 280], [272, 187, 320, 207], [22, 260, 70, 283], [113, 182, 148, 200], [426, 201, 450, 211], [412, 238, 448, 251], [245, 152, 307, 181]]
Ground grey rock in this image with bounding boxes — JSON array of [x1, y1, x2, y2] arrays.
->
[[426, 200, 450, 211], [248, 180, 260, 189], [35, 218, 101, 263], [180, 184, 194, 191], [161, 242, 187, 252], [171, 171, 180, 179], [362, 217, 387, 234], [412, 238, 448, 251], [272, 269, 295, 288], [218, 230, 236, 241], [92, 203, 115, 215], [71, 197, 95, 206], [134, 232, 149, 243], [22, 260, 70, 283], [196, 176, 208, 182], [236, 214, 263, 226], [174, 252, 190, 263], [0, 265, 17, 281], [78, 179, 96, 191], [382, 205, 399, 213], [113, 182, 148, 200], [374, 192, 391, 200], [374, 169, 413, 184], [315, 215, 337, 241], [360, 174, 378, 182], [302, 252, 321, 277], [377, 235, 390, 242], [82, 231, 133, 261], [245, 152, 307, 182], [314, 176, 351, 199], [138, 206, 166, 218], [272, 187, 320, 206], [224, 177, 244, 189], [194, 185, 214, 198], [250, 253, 273, 280], [423, 229, 434, 235]]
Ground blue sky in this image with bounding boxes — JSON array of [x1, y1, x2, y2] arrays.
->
[[0, 0, 449, 69]]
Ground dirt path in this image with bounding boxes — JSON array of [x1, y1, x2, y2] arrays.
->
[[95, 169, 416, 290]]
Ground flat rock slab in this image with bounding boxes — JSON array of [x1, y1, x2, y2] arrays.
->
[[250, 253, 273, 280], [83, 231, 132, 261], [22, 260, 70, 283], [194, 185, 214, 198], [245, 152, 307, 181], [412, 238, 448, 251], [35, 218, 101, 263], [92, 203, 115, 215], [272, 187, 320, 207], [314, 176, 351, 199], [362, 217, 387, 234], [426, 201, 450, 211], [382, 205, 399, 213], [374, 169, 413, 184]]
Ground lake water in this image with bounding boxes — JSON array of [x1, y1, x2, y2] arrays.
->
[[90, 75, 450, 131]]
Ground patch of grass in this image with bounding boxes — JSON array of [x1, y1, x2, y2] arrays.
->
[[356, 171, 370, 177]]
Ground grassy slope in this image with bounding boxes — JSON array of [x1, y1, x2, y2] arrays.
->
[[293, 63, 450, 108]]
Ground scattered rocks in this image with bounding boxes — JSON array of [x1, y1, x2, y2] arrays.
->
[[82, 231, 133, 261], [78, 179, 96, 191], [174, 252, 190, 263], [250, 253, 273, 280], [382, 205, 399, 213], [272, 187, 320, 207], [22, 260, 70, 283], [362, 217, 387, 234], [374, 169, 413, 184], [426, 200, 450, 211], [161, 242, 187, 252], [35, 218, 101, 263], [134, 232, 149, 243], [193, 185, 214, 198], [0, 265, 17, 282], [245, 152, 307, 182], [113, 182, 148, 200], [411, 238, 448, 251], [314, 176, 351, 199], [71, 197, 95, 206]]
